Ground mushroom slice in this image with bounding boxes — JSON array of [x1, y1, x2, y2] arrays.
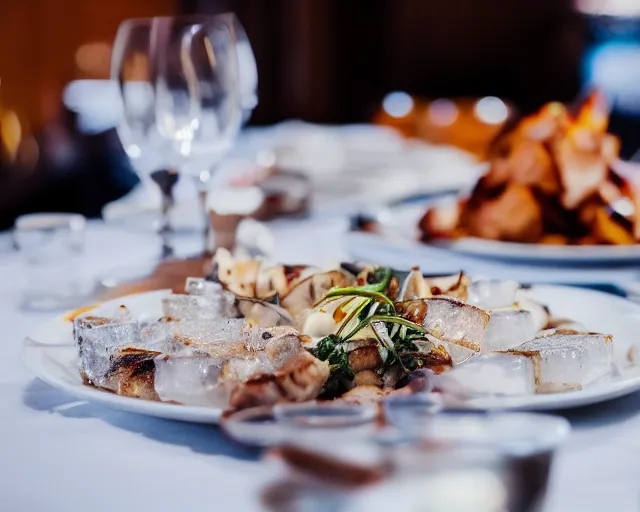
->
[[236, 297, 296, 327], [255, 264, 319, 299], [281, 271, 355, 328], [424, 272, 470, 300], [213, 248, 261, 297], [398, 267, 431, 300], [396, 298, 489, 352], [398, 269, 469, 301]]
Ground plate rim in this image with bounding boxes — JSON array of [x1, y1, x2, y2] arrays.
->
[[22, 339, 223, 424]]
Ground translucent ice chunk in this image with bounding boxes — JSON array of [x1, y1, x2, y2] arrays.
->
[[467, 280, 520, 310], [184, 277, 223, 296], [153, 339, 300, 407], [223, 355, 273, 381], [153, 356, 229, 407], [162, 288, 236, 320], [139, 319, 174, 348], [397, 298, 489, 351], [517, 297, 550, 332], [172, 318, 248, 356], [512, 331, 613, 392], [76, 321, 142, 386], [241, 325, 300, 352], [435, 353, 536, 397], [482, 309, 537, 352]]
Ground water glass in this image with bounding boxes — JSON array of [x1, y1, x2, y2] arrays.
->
[[13, 213, 90, 310]]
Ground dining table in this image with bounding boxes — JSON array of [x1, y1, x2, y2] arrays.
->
[[2, 209, 640, 511]]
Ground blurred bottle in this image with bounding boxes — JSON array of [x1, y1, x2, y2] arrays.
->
[[579, 1, 640, 159]]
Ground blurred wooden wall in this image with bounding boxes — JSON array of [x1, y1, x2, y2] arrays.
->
[[0, 0, 179, 132], [194, 0, 583, 125]]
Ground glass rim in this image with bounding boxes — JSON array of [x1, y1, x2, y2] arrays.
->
[[386, 411, 571, 455], [14, 213, 86, 231], [117, 13, 238, 29]]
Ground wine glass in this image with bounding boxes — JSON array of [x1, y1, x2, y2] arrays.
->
[[192, 14, 258, 244], [111, 15, 242, 256]]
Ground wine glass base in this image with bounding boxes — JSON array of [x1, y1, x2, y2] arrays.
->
[[103, 206, 207, 234]]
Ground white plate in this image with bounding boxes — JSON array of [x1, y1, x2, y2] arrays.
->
[[366, 202, 640, 264], [22, 290, 223, 424], [21, 286, 640, 422]]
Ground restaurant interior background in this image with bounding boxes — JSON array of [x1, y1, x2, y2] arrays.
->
[[0, 0, 640, 230], [5, 4, 640, 511]]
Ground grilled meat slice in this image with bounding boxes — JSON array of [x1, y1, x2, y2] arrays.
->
[[228, 351, 330, 409]]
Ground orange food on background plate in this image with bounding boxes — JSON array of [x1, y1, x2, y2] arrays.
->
[[419, 92, 640, 245]]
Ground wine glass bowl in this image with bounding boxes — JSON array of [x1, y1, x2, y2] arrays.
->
[[111, 15, 243, 246]]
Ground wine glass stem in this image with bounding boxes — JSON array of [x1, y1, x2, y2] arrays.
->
[[198, 189, 210, 254], [150, 169, 179, 259], [193, 173, 213, 256]]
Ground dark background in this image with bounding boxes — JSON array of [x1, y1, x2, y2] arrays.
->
[[192, 0, 583, 124], [3, 0, 639, 230]]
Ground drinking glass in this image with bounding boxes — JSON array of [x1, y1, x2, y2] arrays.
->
[[193, 14, 258, 245], [111, 15, 242, 255], [13, 213, 90, 310]]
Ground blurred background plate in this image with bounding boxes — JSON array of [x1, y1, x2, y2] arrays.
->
[[359, 201, 640, 265]]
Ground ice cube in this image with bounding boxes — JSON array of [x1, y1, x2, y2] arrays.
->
[[397, 298, 489, 351], [138, 319, 174, 349], [153, 356, 228, 407], [172, 318, 248, 355], [162, 292, 235, 321], [184, 277, 223, 296], [483, 309, 537, 352], [435, 353, 536, 397], [436, 339, 475, 365], [76, 321, 141, 386], [517, 297, 550, 332], [223, 355, 274, 381], [241, 325, 300, 352], [512, 331, 613, 392], [467, 280, 520, 309]]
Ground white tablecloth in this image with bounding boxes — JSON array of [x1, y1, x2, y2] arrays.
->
[[2, 218, 640, 512]]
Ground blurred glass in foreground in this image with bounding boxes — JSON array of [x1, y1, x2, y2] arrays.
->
[[13, 213, 90, 310], [579, 0, 640, 158], [240, 403, 569, 512]]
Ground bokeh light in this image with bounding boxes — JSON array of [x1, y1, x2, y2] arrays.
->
[[382, 91, 414, 118], [474, 96, 508, 125], [428, 99, 459, 126]]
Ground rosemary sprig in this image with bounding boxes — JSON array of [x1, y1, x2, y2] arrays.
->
[[342, 314, 426, 342], [336, 298, 371, 337], [315, 288, 395, 309]]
